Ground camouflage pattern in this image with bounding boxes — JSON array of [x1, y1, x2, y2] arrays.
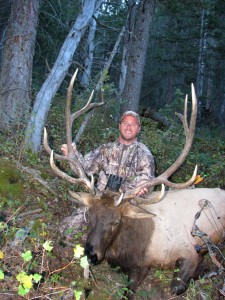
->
[[76, 139, 155, 192]]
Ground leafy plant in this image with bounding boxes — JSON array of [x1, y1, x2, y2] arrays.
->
[[16, 271, 42, 296]]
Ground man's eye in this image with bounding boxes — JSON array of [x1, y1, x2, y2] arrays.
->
[[122, 122, 137, 127]]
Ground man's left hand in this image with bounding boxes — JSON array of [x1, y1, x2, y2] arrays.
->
[[135, 187, 148, 197]]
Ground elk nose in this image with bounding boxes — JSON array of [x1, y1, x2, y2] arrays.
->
[[85, 243, 99, 265]]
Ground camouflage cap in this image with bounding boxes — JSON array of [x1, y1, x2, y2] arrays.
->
[[120, 111, 141, 126]]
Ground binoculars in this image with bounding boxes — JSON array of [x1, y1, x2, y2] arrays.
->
[[105, 174, 123, 192]]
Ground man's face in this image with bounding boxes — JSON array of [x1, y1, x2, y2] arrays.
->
[[119, 115, 141, 142]]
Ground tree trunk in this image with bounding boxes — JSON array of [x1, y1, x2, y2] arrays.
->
[[0, 0, 41, 128], [121, 0, 156, 113], [118, 0, 137, 95], [79, 8, 100, 87], [0, 0, 11, 68], [219, 97, 225, 127], [196, 7, 209, 122], [25, 0, 102, 152]]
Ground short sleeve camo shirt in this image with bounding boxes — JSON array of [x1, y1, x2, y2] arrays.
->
[[76, 139, 155, 192]]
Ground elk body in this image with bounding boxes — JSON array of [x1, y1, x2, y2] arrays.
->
[[43, 71, 225, 299]]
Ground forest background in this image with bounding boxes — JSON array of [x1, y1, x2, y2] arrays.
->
[[0, 1, 225, 299], [0, 0, 224, 179]]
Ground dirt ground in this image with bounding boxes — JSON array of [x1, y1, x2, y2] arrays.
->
[[0, 158, 225, 300]]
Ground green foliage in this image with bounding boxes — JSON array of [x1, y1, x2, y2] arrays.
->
[[115, 286, 129, 299], [0, 223, 89, 298], [22, 150, 40, 166], [73, 244, 84, 259], [182, 278, 214, 300], [22, 250, 33, 262], [154, 269, 171, 287], [0, 269, 4, 280], [159, 88, 186, 121], [74, 290, 83, 300], [16, 271, 42, 296], [43, 240, 53, 252], [0, 160, 23, 198]]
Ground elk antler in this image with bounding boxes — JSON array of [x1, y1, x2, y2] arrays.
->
[[127, 84, 198, 199], [43, 69, 104, 193]]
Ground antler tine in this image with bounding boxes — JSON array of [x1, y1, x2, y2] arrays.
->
[[50, 151, 95, 192], [71, 90, 104, 123], [125, 184, 165, 205], [131, 84, 198, 197], [43, 127, 69, 161], [43, 127, 52, 155]]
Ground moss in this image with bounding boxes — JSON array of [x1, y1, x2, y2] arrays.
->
[[0, 159, 24, 197], [40, 170, 50, 180]]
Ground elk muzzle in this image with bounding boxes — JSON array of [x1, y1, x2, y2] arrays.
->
[[85, 242, 102, 265]]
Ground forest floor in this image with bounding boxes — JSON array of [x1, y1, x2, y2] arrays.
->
[[0, 157, 224, 300]]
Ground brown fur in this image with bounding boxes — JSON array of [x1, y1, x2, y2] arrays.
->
[[106, 213, 155, 271]]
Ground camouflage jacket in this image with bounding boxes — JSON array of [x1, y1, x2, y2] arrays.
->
[[76, 139, 155, 192]]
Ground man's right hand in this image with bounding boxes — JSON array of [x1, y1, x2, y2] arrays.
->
[[61, 143, 77, 156]]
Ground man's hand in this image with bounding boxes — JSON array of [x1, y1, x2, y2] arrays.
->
[[135, 187, 148, 197], [61, 143, 77, 156]]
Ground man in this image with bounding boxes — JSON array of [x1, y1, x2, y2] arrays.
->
[[61, 111, 155, 196]]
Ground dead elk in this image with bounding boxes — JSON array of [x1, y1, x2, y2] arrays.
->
[[72, 188, 225, 298]]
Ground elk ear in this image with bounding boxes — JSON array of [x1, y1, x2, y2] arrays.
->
[[122, 205, 155, 219], [69, 191, 93, 206]]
